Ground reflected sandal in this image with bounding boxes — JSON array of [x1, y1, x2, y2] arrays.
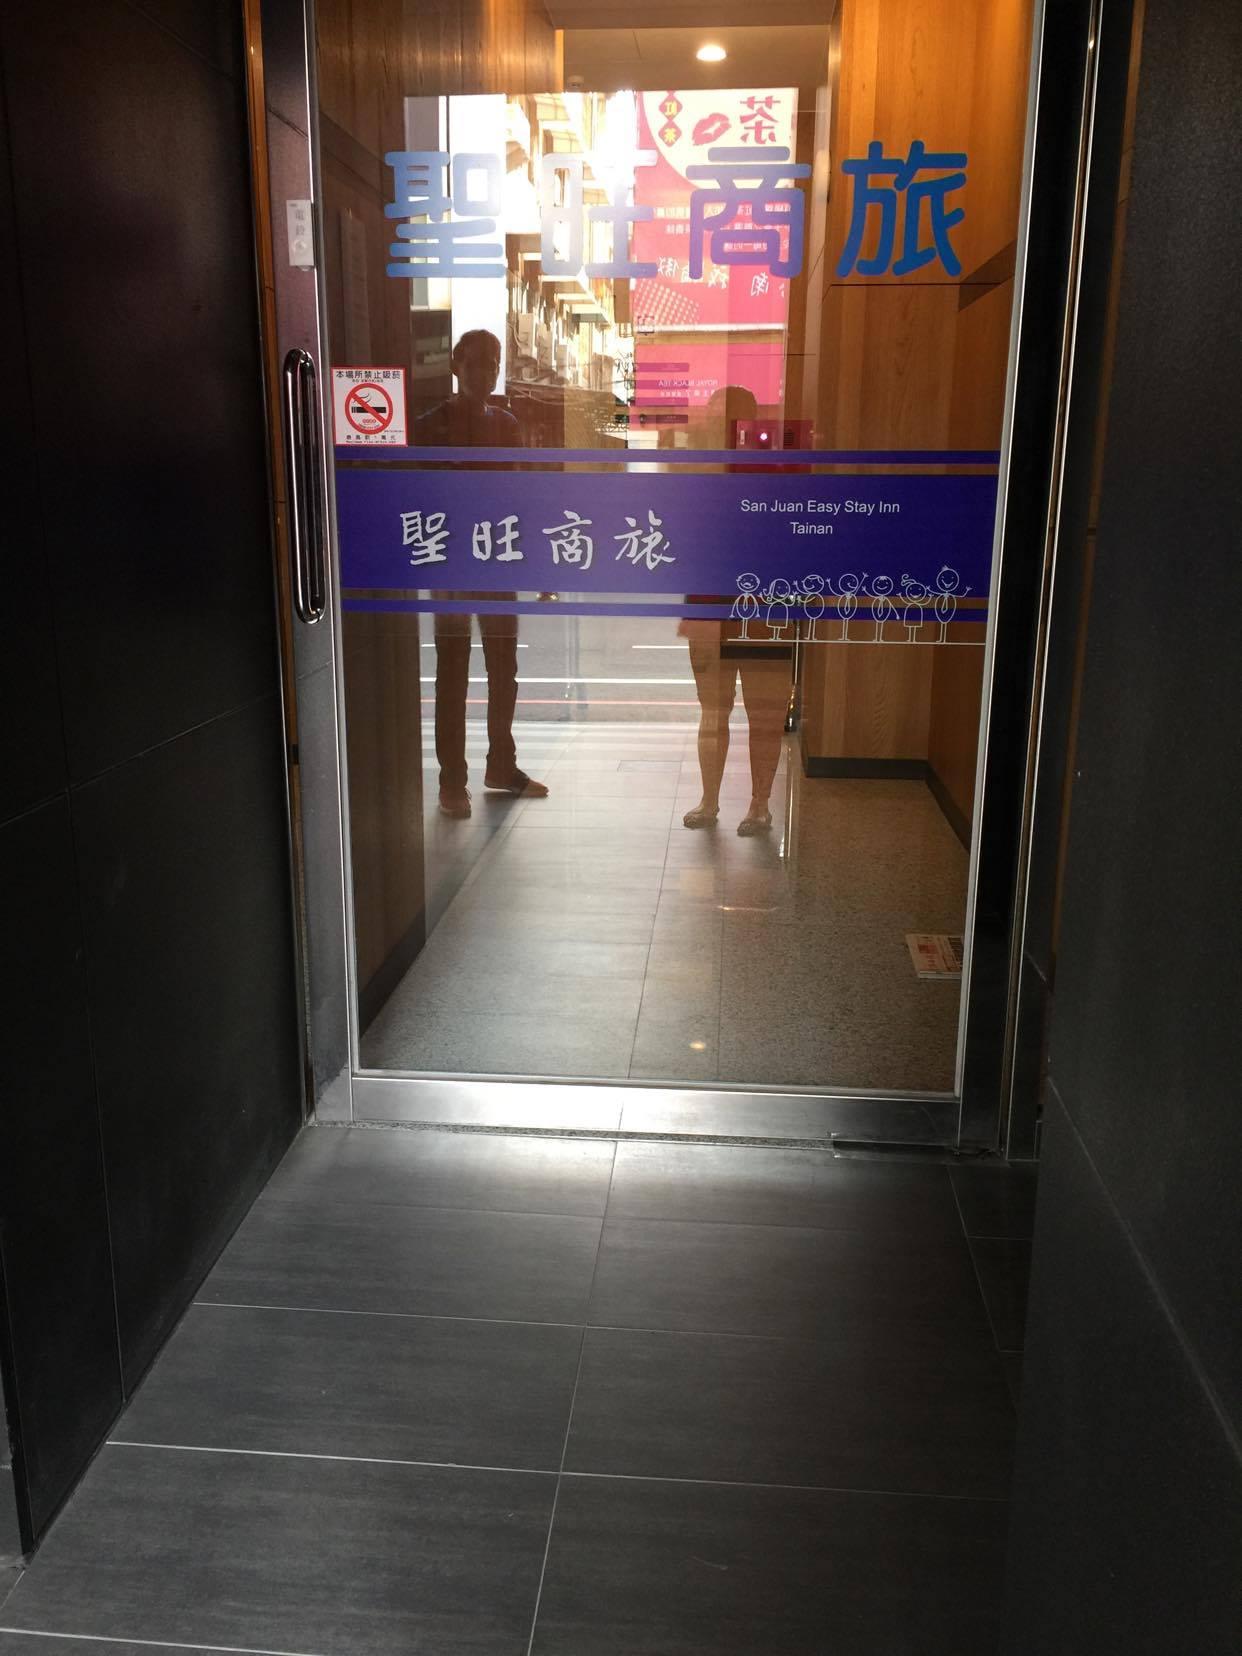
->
[[737, 808, 773, 836], [683, 806, 720, 829]]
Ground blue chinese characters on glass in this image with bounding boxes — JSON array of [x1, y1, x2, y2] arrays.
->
[[836, 140, 968, 278], [383, 139, 967, 283]]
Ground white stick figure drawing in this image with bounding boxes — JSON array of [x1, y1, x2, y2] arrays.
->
[[933, 566, 970, 642], [829, 572, 864, 641], [801, 573, 826, 641], [902, 577, 929, 642], [870, 574, 898, 640], [765, 577, 793, 638], [731, 572, 762, 639]]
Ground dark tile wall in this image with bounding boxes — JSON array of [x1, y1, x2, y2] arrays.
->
[[0, 1, 302, 1546], [1002, 0, 1242, 1647]]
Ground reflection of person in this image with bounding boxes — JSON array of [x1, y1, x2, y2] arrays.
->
[[415, 329, 547, 817], [681, 386, 792, 836]]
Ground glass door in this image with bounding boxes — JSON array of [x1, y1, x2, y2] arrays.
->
[[267, 0, 1051, 1142]]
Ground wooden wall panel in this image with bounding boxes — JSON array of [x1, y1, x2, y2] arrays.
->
[[802, 0, 1030, 782], [819, 283, 961, 446], [316, 0, 560, 1010], [957, 0, 1033, 277], [804, 631, 934, 759], [342, 614, 427, 989], [948, 275, 1015, 447]]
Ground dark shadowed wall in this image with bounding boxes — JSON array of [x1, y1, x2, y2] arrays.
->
[[1002, 0, 1242, 1648], [0, 0, 302, 1549]]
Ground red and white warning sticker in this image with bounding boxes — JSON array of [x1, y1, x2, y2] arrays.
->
[[332, 366, 406, 445]]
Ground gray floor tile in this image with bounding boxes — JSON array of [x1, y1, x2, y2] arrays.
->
[[381, 969, 645, 1020], [363, 1004, 639, 1078], [951, 1162, 1039, 1238], [564, 1326, 1014, 1498], [202, 1196, 603, 1324], [420, 908, 657, 947], [483, 841, 669, 871], [269, 1127, 615, 1216], [628, 1039, 722, 1082], [356, 731, 971, 1095], [530, 1474, 1006, 1655], [643, 935, 722, 982], [588, 1218, 989, 1346], [116, 1304, 582, 1471], [607, 1142, 961, 1235], [969, 1237, 1033, 1352], [0, 1643, 219, 1655], [2, 1445, 552, 1654], [0, 1571, 19, 1615]]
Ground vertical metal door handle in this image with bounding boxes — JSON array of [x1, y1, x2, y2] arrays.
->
[[282, 348, 327, 624]]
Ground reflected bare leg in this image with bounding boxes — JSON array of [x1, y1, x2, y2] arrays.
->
[[737, 656, 791, 834], [685, 643, 736, 827]]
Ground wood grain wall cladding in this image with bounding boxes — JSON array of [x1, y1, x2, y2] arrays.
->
[[316, 0, 561, 1011], [801, 0, 1032, 827]]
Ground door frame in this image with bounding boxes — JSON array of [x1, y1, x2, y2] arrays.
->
[[253, 0, 1118, 1154]]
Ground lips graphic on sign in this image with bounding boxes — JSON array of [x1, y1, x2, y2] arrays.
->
[[692, 113, 731, 146]]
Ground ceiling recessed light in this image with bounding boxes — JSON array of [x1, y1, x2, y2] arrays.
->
[[696, 43, 727, 63]]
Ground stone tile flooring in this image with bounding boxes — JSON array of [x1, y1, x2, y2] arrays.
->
[[0, 1127, 1035, 1654], [364, 722, 969, 1093]]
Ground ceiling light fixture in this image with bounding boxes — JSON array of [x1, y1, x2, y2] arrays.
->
[[696, 43, 727, 63]]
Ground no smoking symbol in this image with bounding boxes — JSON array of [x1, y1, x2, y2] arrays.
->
[[344, 381, 393, 435]]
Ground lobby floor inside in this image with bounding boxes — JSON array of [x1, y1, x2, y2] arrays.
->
[[363, 720, 970, 1094], [0, 1126, 1035, 1655]]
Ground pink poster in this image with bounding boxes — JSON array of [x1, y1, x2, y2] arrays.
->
[[632, 87, 798, 418]]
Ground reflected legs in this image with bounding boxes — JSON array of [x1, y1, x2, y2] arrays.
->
[[479, 615, 518, 783], [738, 657, 791, 834], [686, 642, 737, 826], [434, 618, 472, 795]]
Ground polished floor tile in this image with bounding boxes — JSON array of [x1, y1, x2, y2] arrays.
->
[[382, 969, 646, 1019], [1, 1128, 1023, 1652], [588, 1217, 989, 1345], [530, 1474, 1007, 1655], [364, 1004, 640, 1078], [358, 724, 971, 1097], [951, 1162, 1039, 1238], [565, 1325, 1014, 1498], [1, 1446, 553, 1655], [969, 1237, 1033, 1351], [116, 1303, 582, 1471], [202, 1195, 603, 1324], [268, 1127, 615, 1216], [606, 1142, 961, 1234]]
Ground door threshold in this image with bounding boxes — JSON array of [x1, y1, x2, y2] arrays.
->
[[329, 1074, 964, 1149]]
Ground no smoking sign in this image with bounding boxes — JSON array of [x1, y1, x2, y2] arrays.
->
[[332, 366, 406, 446]]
